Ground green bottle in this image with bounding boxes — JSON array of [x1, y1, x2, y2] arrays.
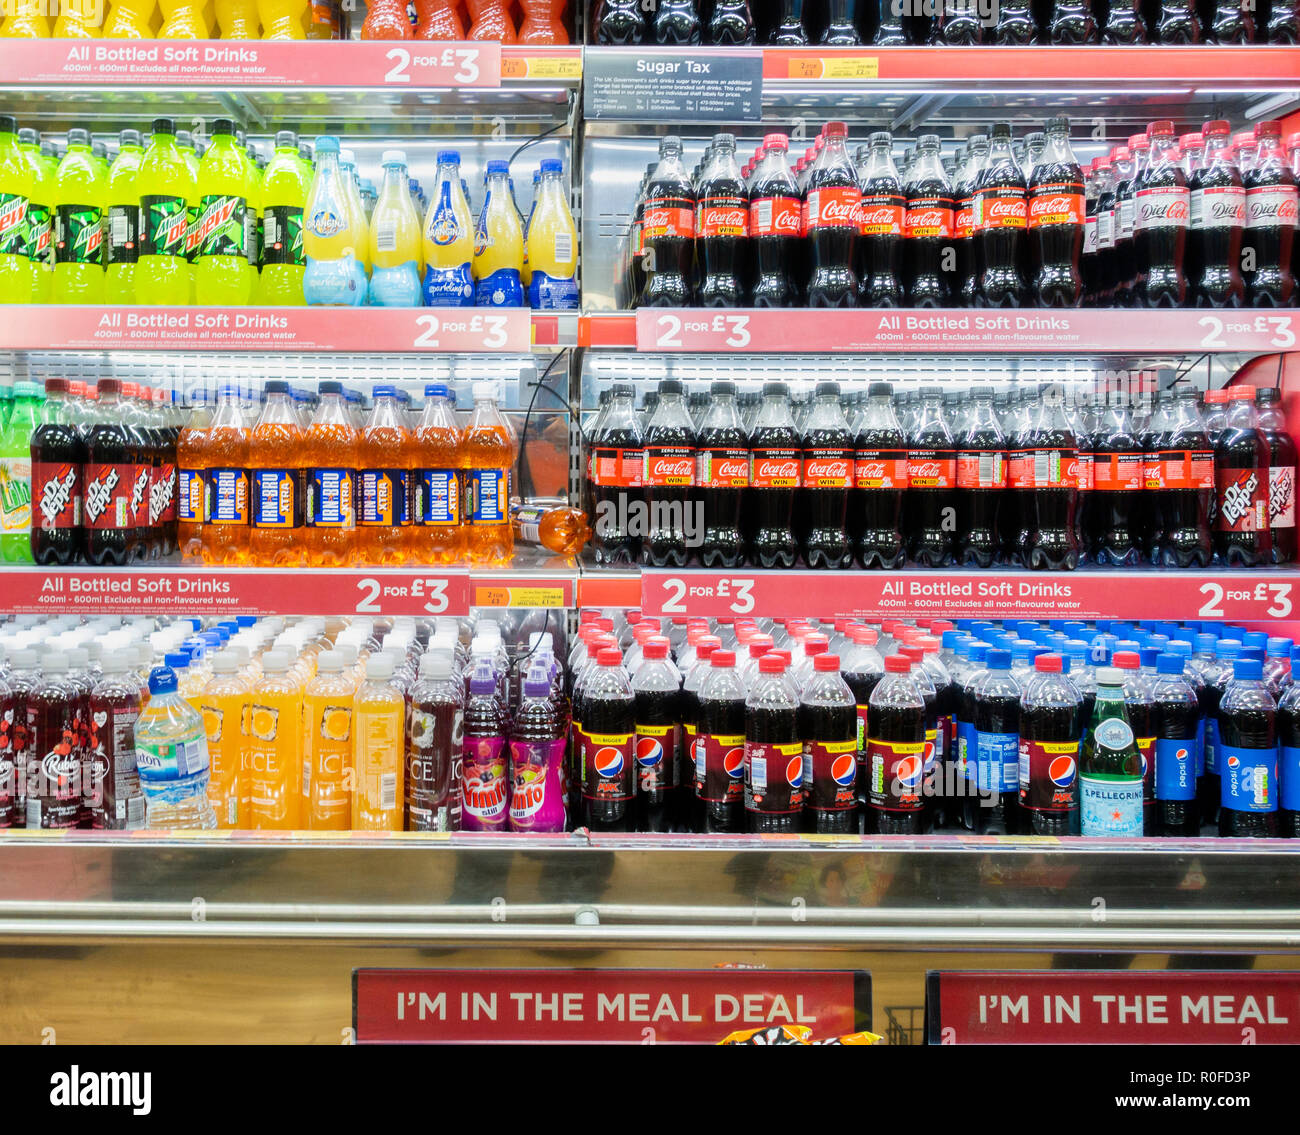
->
[[1079, 664, 1145, 837], [0, 380, 41, 562]]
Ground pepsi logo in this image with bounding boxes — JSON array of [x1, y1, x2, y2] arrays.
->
[[1227, 755, 1241, 770], [831, 753, 856, 786], [1140, 751, 1148, 777], [1048, 755, 1076, 788], [922, 740, 937, 773], [723, 748, 745, 780], [895, 754, 924, 789], [786, 757, 804, 788], [635, 736, 663, 769], [594, 746, 625, 778], [1175, 747, 1190, 763]]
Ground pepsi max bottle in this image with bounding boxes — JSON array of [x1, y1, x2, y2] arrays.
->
[[1019, 654, 1083, 835], [578, 648, 636, 832], [1152, 653, 1201, 836], [867, 655, 927, 834], [971, 648, 1021, 834], [695, 650, 747, 832], [633, 638, 681, 833], [800, 653, 858, 834], [745, 656, 804, 834], [1219, 657, 1279, 838]]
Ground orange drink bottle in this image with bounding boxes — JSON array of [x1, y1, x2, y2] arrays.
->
[[357, 384, 415, 565], [304, 380, 359, 567], [246, 650, 302, 830], [200, 652, 250, 828], [176, 391, 210, 563], [517, 0, 567, 42], [303, 649, 355, 830], [360, 0, 411, 37], [200, 384, 251, 565], [248, 379, 306, 566], [463, 381, 515, 566], [415, 0, 463, 37], [465, 0, 516, 41], [412, 382, 465, 564]]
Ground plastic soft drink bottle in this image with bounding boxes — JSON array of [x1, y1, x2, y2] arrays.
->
[[640, 378, 695, 567], [352, 653, 405, 831], [248, 380, 305, 566], [0, 116, 36, 304], [362, 0, 414, 36], [640, 136, 695, 306], [30, 377, 86, 566], [193, 119, 253, 305], [1218, 656, 1279, 837], [466, 0, 518, 41], [632, 638, 680, 832], [800, 653, 858, 834], [804, 122, 860, 306], [200, 384, 250, 564], [199, 651, 249, 829], [88, 653, 146, 830], [953, 385, 1005, 567], [973, 123, 1028, 306], [357, 385, 414, 565], [134, 119, 195, 305], [303, 136, 367, 307], [695, 380, 749, 569], [366, 151, 422, 307], [459, 658, 508, 830], [0, 380, 37, 564], [1079, 665, 1144, 836], [406, 652, 461, 831], [412, 383, 465, 564], [256, 0, 307, 37], [865, 655, 928, 833], [744, 655, 803, 833], [16, 128, 51, 303], [1213, 385, 1271, 565], [82, 379, 136, 566], [1243, 121, 1297, 307], [0, 0, 52, 34], [303, 381, 358, 567], [51, 128, 105, 304], [158, 0, 211, 35], [255, 131, 310, 305], [1256, 386, 1297, 564], [525, 158, 578, 308], [508, 663, 565, 831], [1018, 653, 1084, 834], [215, 0, 259, 36], [246, 650, 301, 830], [53, 0, 104, 35], [415, 0, 465, 37], [103, 130, 143, 304], [970, 647, 1021, 833], [472, 160, 524, 307], [1278, 676, 1300, 838], [908, 385, 957, 567], [102, 0, 159, 34], [799, 381, 853, 569], [24, 653, 82, 830], [1151, 652, 1201, 836], [463, 382, 514, 565], [422, 151, 474, 306], [576, 648, 635, 831], [134, 664, 219, 830], [851, 382, 907, 569]]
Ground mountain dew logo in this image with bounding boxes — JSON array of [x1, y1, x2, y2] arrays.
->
[[264, 205, 305, 266], [141, 195, 189, 257], [28, 204, 51, 260], [196, 194, 246, 258], [55, 205, 103, 265], [0, 193, 29, 255]]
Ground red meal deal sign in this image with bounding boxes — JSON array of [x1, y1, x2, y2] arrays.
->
[[640, 569, 1300, 621], [0, 306, 530, 352], [0, 40, 500, 87], [353, 968, 869, 1043], [927, 971, 1300, 1044]]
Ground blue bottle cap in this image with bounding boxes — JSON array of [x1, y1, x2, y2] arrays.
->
[[1239, 647, 1265, 662], [539, 158, 563, 175], [1171, 628, 1196, 644], [969, 644, 989, 665], [1219, 626, 1245, 642], [164, 651, 189, 669], [1242, 630, 1269, 650], [941, 630, 966, 650], [485, 159, 509, 176], [1156, 653, 1185, 676], [424, 383, 451, 398], [1145, 634, 1170, 651], [1232, 658, 1264, 681], [1266, 636, 1292, 657], [1216, 641, 1241, 659], [1063, 620, 1088, 637], [1167, 641, 1193, 657], [236, 615, 257, 628], [986, 648, 1012, 671], [1195, 634, 1218, 652], [437, 149, 461, 165], [149, 666, 179, 694], [1140, 647, 1161, 669], [372, 384, 397, 398], [314, 135, 339, 153]]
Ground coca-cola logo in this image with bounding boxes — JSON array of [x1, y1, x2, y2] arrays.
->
[[1248, 195, 1299, 224], [711, 458, 750, 482], [701, 207, 747, 230], [1220, 470, 1259, 529], [754, 458, 800, 480], [805, 458, 850, 481], [1029, 194, 1079, 217], [986, 199, 1027, 219], [860, 206, 902, 228], [648, 457, 693, 480], [906, 209, 949, 229], [911, 461, 942, 478], [1140, 196, 1190, 224], [817, 196, 860, 225], [858, 461, 886, 480]]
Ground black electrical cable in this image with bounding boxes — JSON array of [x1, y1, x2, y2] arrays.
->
[[515, 351, 567, 501], [508, 121, 568, 170]]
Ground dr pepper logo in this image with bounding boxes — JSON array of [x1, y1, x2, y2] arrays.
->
[[1219, 469, 1261, 530], [83, 466, 120, 524], [37, 464, 79, 527]]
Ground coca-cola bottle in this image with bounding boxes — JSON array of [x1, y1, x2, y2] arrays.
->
[[907, 386, 956, 568], [870, 0, 906, 42], [696, 381, 750, 569], [1103, 0, 1148, 38], [954, 136, 987, 307], [640, 137, 695, 307], [640, 379, 696, 568], [954, 386, 1006, 568], [695, 134, 748, 307], [1189, 119, 1246, 308], [708, 0, 755, 41], [1003, 390, 1035, 562], [1243, 121, 1298, 307], [770, 0, 810, 41], [651, 0, 701, 41], [992, 0, 1038, 40], [805, 122, 860, 307], [1089, 389, 1145, 565], [856, 131, 905, 307], [1155, 0, 1201, 40], [852, 382, 907, 570], [1206, 0, 1254, 40], [1256, 386, 1297, 564], [1111, 142, 1141, 305], [593, 0, 646, 41], [903, 134, 955, 307], [932, 0, 985, 41], [1155, 387, 1214, 567], [1213, 385, 1271, 566], [588, 384, 643, 565], [1025, 384, 1081, 570], [1133, 120, 1189, 308], [820, 0, 862, 41], [1027, 117, 1085, 307], [748, 382, 801, 568], [1048, 0, 1098, 39], [748, 134, 800, 307], [800, 382, 854, 570], [973, 123, 1028, 307]]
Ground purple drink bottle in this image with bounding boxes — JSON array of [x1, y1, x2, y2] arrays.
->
[[407, 652, 461, 832], [509, 663, 568, 833], [460, 658, 509, 831]]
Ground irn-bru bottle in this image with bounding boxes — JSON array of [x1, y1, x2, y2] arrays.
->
[[367, 150, 423, 307], [517, 0, 568, 42], [16, 129, 51, 304], [246, 650, 302, 830], [303, 136, 367, 306], [463, 382, 514, 565], [194, 119, 254, 306], [304, 380, 358, 567], [303, 650, 355, 830], [257, 0, 307, 38], [104, 0, 159, 36], [53, 0, 104, 36], [421, 150, 474, 307], [526, 157, 579, 309], [352, 653, 405, 831], [413, 383, 465, 564], [52, 128, 105, 305], [256, 131, 309, 306], [415, 0, 464, 37], [361, 0, 413, 37], [466, 0, 517, 41], [158, 0, 211, 36], [200, 384, 250, 564], [473, 161, 524, 307], [200, 652, 249, 829], [176, 393, 209, 561], [249, 380, 306, 566], [104, 130, 143, 305], [358, 385, 415, 565], [0, 0, 51, 35], [0, 117, 35, 304], [134, 119, 195, 306]]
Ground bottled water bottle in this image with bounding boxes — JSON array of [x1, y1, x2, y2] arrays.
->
[[134, 664, 218, 830]]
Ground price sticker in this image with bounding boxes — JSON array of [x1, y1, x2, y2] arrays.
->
[[503, 54, 582, 80], [820, 56, 879, 80]]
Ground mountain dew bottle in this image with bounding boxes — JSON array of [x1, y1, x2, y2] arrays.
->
[[194, 119, 252, 306], [52, 127, 105, 304], [0, 115, 36, 304], [16, 128, 51, 303], [244, 142, 263, 297], [105, 129, 144, 305], [256, 131, 309, 305], [134, 118, 194, 305]]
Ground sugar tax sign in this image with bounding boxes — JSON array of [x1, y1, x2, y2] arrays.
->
[[584, 50, 762, 121], [927, 971, 1300, 1044], [353, 968, 869, 1043]]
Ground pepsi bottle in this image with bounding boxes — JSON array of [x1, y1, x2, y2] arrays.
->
[[1218, 657, 1279, 838], [1019, 653, 1083, 835], [970, 648, 1021, 834], [745, 656, 804, 834], [633, 638, 681, 833], [1277, 677, 1300, 837], [578, 649, 637, 832], [800, 653, 858, 834], [866, 655, 928, 834], [1151, 652, 1201, 836], [695, 650, 747, 832]]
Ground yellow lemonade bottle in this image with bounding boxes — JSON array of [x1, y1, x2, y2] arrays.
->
[[421, 149, 473, 307], [302, 136, 367, 306], [103, 0, 159, 36], [525, 157, 578, 309], [366, 149, 422, 307], [200, 652, 249, 828], [352, 653, 404, 831], [214, 0, 258, 36], [134, 118, 194, 306], [473, 159, 523, 307], [256, 130, 310, 305], [51, 128, 106, 305], [193, 118, 253, 306], [16, 128, 51, 304], [303, 650, 355, 830], [104, 128, 143, 305], [338, 147, 370, 277], [246, 650, 302, 829]]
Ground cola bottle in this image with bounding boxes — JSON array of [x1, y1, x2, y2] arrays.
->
[[633, 639, 680, 833], [1111, 143, 1141, 305], [1027, 117, 1085, 307], [1089, 390, 1144, 565], [932, 0, 985, 41], [1280, 673, 1300, 836], [30, 377, 86, 566], [972, 123, 1028, 307], [866, 655, 927, 834], [1134, 120, 1189, 307], [954, 386, 1006, 568], [1189, 119, 1246, 307], [992, 0, 1037, 38], [1207, 0, 1254, 40], [1268, 0, 1299, 40], [748, 134, 800, 307], [652, 0, 701, 41], [805, 122, 860, 307], [1243, 121, 1298, 307], [1025, 385, 1081, 570], [692, 649, 746, 833], [801, 382, 854, 570], [903, 135, 955, 307], [83, 379, 136, 566], [747, 382, 801, 568], [870, 0, 906, 42], [1151, 652, 1201, 836], [852, 382, 908, 570], [1218, 657, 1279, 837], [1103, 0, 1148, 38], [954, 136, 987, 307], [906, 387, 956, 568], [1019, 654, 1084, 835], [1155, 0, 1201, 39], [696, 381, 750, 569], [708, 0, 755, 41], [1082, 159, 1101, 304], [856, 132, 905, 307], [740, 656, 801, 833], [640, 379, 696, 568], [969, 648, 1021, 834], [1048, 0, 1098, 39], [1090, 157, 1116, 305], [695, 134, 748, 306], [588, 384, 643, 565], [1256, 386, 1297, 564], [624, 166, 651, 306], [770, 0, 810, 41], [842, 628, 885, 823], [578, 649, 636, 832], [1002, 389, 1036, 562], [640, 137, 695, 307], [1214, 385, 1272, 566], [799, 654, 858, 834], [593, 0, 646, 41], [1155, 387, 1214, 567]]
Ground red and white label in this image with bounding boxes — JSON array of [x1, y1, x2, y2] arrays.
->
[[590, 446, 643, 489], [643, 446, 694, 487], [82, 463, 131, 530], [749, 195, 801, 238], [1136, 185, 1191, 229], [956, 450, 1007, 490], [641, 198, 695, 241], [1216, 467, 1268, 532], [1157, 448, 1216, 491], [1245, 184, 1299, 229], [696, 194, 748, 238], [31, 462, 81, 530], [855, 449, 909, 489], [903, 196, 954, 240], [1191, 184, 1246, 229], [858, 192, 905, 236], [975, 186, 1028, 230], [1092, 452, 1144, 492], [1027, 184, 1085, 228], [805, 185, 861, 230], [751, 448, 801, 489], [697, 447, 750, 489], [1027, 448, 1078, 490], [908, 449, 956, 489], [954, 196, 976, 241], [802, 449, 853, 489], [1270, 464, 1296, 529]]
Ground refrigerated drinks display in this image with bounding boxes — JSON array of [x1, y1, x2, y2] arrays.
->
[[0, 7, 1299, 1051]]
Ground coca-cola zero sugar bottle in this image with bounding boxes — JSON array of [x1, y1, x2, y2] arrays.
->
[[640, 137, 695, 307], [640, 379, 695, 567], [748, 382, 801, 568], [973, 123, 1028, 307], [856, 131, 905, 307], [853, 382, 908, 569], [903, 134, 954, 307], [748, 133, 800, 307]]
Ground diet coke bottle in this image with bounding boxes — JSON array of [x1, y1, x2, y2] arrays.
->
[[1189, 119, 1246, 307], [1243, 120, 1297, 307], [1133, 120, 1190, 307]]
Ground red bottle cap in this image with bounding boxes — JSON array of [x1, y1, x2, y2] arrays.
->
[[1112, 651, 1140, 669], [804, 634, 829, 655], [597, 648, 623, 666], [696, 641, 719, 662], [885, 655, 911, 673], [711, 650, 736, 668], [1035, 654, 1064, 673], [759, 655, 786, 675], [1203, 119, 1230, 137], [930, 620, 954, 634], [850, 626, 878, 646], [900, 646, 925, 662], [917, 636, 941, 653], [643, 640, 669, 660], [813, 654, 841, 673], [1204, 388, 1229, 403], [768, 649, 793, 666], [763, 132, 788, 149], [748, 635, 775, 658], [1255, 120, 1282, 139], [1146, 121, 1174, 137], [1228, 386, 1256, 401]]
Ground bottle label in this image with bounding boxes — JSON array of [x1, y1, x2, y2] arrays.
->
[[1245, 184, 1299, 229], [974, 185, 1028, 230], [307, 468, 355, 528], [743, 739, 804, 814], [474, 267, 524, 308], [975, 729, 1019, 793], [804, 738, 857, 812], [54, 204, 103, 266], [802, 447, 853, 489], [696, 447, 750, 489], [1006, 450, 1032, 490], [509, 736, 567, 833], [466, 468, 506, 524], [1018, 737, 1080, 812], [580, 729, 634, 805], [956, 717, 975, 782], [804, 185, 860, 230], [867, 737, 925, 811], [31, 461, 80, 530], [696, 194, 748, 238], [642, 195, 695, 240], [1118, 195, 1136, 239], [0, 192, 29, 258], [1097, 206, 1115, 249], [748, 195, 801, 238], [82, 462, 132, 531], [263, 205, 305, 267], [1135, 185, 1190, 229], [693, 731, 745, 805], [1083, 215, 1099, 256], [1281, 745, 1300, 812], [135, 734, 209, 782], [1269, 464, 1296, 530], [95, 703, 143, 831], [461, 734, 509, 831], [422, 261, 474, 307], [26, 201, 51, 264], [1156, 448, 1215, 491], [1030, 448, 1078, 490], [750, 447, 801, 489], [589, 446, 643, 489], [358, 469, 409, 526], [903, 196, 955, 239], [643, 445, 694, 487], [123, 463, 148, 531], [527, 270, 579, 310], [1136, 735, 1156, 801], [956, 449, 1006, 490], [28, 716, 82, 828], [954, 195, 975, 241], [150, 462, 176, 528], [855, 448, 910, 489], [1093, 452, 1144, 492], [1220, 745, 1277, 813], [1205, 717, 1219, 774], [0, 456, 29, 536], [251, 468, 304, 529], [139, 194, 189, 258], [907, 447, 956, 489], [1215, 467, 1268, 532], [1080, 774, 1144, 836], [1027, 183, 1085, 228], [1192, 185, 1246, 228], [635, 722, 677, 796], [195, 194, 247, 258], [413, 469, 459, 526], [1155, 736, 1197, 802], [206, 468, 250, 525], [858, 192, 905, 236]]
